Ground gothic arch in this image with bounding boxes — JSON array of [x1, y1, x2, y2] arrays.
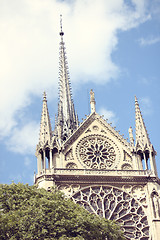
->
[[71, 185, 149, 240]]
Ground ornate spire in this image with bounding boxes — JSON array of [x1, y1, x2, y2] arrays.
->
[[135, 96, 151, 150], [39, 92, 52, 144], [57, 15, 78, 141]]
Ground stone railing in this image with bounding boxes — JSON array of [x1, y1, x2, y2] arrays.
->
[[39, 168, 152, 177]]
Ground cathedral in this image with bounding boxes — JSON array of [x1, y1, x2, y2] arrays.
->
[[35, 19, 160, 240]]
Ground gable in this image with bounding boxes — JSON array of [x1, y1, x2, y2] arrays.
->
[[60, 113, 134, 170]]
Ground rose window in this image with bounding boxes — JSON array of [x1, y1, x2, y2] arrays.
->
[[76, 135, 117, 169], [72, 185, 149, 240]]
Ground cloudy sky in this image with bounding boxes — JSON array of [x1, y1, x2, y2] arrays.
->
[[0, 0, 160, 185]]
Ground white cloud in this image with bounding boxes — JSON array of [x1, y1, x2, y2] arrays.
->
[[140, 97, 153, 115], [24, 157, 32, 167], [139, 77, 150, 85], [99, 107, 118, 125], [0, 0, 150, 153], [9, 174, 24, 184], [8, 171, 34, 184], [138, 36, 160, 46], [6, 121, 39, 155]]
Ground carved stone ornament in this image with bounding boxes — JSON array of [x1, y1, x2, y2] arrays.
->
[[58, 184, 80, 197], [151, 189, 160, 219], [90, 89, 95, 101], [72, 185, 149, 240], [92, 125, 99, 131], [123, 150, 132, 163], [121, 163, 133, 170], [66, 162, 78, 169], [65, 149, 74, 161], [122, 185, 147, 208], [76, 135, 120, 169]]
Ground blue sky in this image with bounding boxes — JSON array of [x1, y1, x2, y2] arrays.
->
[[0, 0, 160, 185]]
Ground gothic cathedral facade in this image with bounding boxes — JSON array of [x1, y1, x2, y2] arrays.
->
[[35, 23, 160, 240]]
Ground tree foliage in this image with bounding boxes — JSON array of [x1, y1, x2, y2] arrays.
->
[[0, 183, 125, 240]]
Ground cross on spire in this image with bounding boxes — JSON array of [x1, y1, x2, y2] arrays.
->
[[60, 14, 64, 37]]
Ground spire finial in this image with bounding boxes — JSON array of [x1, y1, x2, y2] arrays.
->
[[60, 14, 64, 37], [43, 91, 47, 101]]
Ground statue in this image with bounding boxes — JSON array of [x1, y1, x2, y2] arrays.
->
[[152, 189, 160, 219], [90, 89, 95, 101], [90, 89, 96, 113]]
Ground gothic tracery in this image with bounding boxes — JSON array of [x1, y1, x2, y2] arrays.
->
[[76, 135, 119, 169], [72, 185, 149, 240], [35, 19, 159, 240]]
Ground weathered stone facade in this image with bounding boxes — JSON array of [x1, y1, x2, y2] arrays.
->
[[35, 20, 160, 240]]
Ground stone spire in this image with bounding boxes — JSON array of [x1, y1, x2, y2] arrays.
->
[[135, 96, 152, 150], [135, 96, 157, 175], [57, 15, 78, 141], [39, 92, 52, 145]]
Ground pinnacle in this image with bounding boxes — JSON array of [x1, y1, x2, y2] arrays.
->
[[135, 96, 151, 149], [39, 92, 52, 145]]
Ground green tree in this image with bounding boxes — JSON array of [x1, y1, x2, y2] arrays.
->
[[0, 183, 125, 240]]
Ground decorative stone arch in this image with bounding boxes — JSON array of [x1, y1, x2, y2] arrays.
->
[[137, 149, 145, 170], [52, 147, 58, 153], [38, 147, 44, 170], [143, 149, 151, 170], [52, 147, 58, 168], [121, 163, 133, 170], [66, 162, 78, 169], [71, 185, 150, 240], [136, 148, 152, 171]]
